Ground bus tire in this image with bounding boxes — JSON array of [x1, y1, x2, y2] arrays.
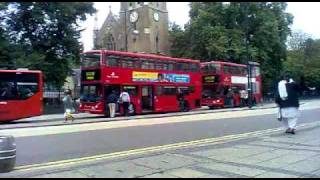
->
[[209, 106, 215, 110]]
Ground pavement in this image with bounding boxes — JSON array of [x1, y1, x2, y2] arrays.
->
[[16, 99, 320, 124], [1, 118, 320, 178]]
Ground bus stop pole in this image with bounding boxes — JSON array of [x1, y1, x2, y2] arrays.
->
[[247, 64, 252, 109]]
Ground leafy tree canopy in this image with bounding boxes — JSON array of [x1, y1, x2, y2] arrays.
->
[[0, 2, 96, 88], [169, 2, 293, 94]]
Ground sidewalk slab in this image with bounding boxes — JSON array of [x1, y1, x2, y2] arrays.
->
[[166, 168, 209, 178]]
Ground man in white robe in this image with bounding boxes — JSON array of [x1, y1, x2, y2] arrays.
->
[[276, 75, 300, 134]]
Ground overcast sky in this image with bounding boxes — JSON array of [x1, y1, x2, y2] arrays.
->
[[80, 2, 320, 51]]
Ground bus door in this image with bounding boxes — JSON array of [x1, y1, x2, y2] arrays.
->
[[141, 86, 153, 112]]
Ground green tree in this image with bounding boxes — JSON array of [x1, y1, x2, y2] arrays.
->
[[169, 2, 293, 95], [0, 2, 11, 68], [286, 33, 320, 89], [4, 2, 96, 88]]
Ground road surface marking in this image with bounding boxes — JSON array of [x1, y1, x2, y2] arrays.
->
[[14, 120, 320, 172]]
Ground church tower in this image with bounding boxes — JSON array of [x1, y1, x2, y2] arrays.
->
[[119, 2, 170, 55], [93, 13, 99, 49]]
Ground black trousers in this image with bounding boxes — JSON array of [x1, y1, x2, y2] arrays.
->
[[122, 102, 130, 116]]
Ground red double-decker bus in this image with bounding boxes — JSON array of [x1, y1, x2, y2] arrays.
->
[[79, 50, 202, 116], [201, 61, 262, 109], [0, 69, 43, 122]]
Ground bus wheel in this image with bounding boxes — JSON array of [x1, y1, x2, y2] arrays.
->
[[209, 106, 215, 110]]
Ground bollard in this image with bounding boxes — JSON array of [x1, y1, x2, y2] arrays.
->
[[0, 136, 16, 173]]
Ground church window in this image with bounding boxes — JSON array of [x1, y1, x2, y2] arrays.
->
[[105, 34, 116, 51]]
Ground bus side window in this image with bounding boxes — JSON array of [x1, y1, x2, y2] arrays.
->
[[141, 59, 155, 70], [122, 57, 134, 69], [123, 86, 138, 96], [163, 86, 177, 96], [240, 67, 247, 75], [192, 63, 200, 72], [106, 55, 120, 67], [163, 63, 169, 70], [178, 86, 189, 95], [183, 63, 189, 72], [168, 62, 174, 71], [223, 65, 231, 75], [155, 61, 163, 70], [133, 58, 141, 69], [16, 73, 39, 100], [176, 63, 184, 71]]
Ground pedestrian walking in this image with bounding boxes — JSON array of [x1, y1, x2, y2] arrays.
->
[[63, 89, 75, 122], [240, 89, 248, 107], [106, 90, 118, 118], [275, 74, 300, 134], [119, 90, 130, 116], [177, 88, 187, 111], [226, 88, 234, 107]]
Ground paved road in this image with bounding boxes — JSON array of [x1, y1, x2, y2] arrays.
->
[[13, 107, 320, 167]]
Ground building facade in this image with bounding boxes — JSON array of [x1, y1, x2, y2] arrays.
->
[[93, 2, 170, 55]]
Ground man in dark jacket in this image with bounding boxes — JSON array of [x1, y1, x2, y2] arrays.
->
[[276, 74, 300, 134], [107, 90, 118, 118]]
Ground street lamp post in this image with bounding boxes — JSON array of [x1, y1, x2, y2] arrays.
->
[[244, 2, 253, 109]]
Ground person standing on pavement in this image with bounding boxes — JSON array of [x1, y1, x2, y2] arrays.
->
[[275, 74, 300, 134], [177, 88, 186, 111], [240, 89, 248, 107], [63, 89, 75, 122], [106, 90, 118, 118], [119, 90, 130, 116]]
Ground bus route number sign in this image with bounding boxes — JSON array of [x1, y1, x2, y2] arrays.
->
[[203, 75, 217, 83], [86, 72, 95, 80]]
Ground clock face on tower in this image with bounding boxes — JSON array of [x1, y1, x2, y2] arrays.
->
[[129, 11, 138, 23], [153, 12, 159, 22]]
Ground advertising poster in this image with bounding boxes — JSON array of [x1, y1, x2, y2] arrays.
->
[[133, 71, 158, 82], [133, 71, 190, 83]]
